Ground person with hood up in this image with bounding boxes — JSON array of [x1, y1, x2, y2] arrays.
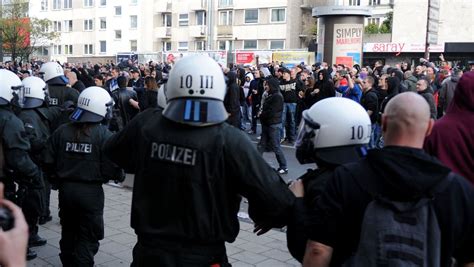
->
[[302, 92, 474, 267], [241, 72, 253, 129], [424, 71, 474, 183], [257, 77, 288, 174], [223, 71, 241, 128]]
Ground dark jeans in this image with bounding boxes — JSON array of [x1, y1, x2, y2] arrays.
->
[[59, 182, 104, 267], [42, 178, 52, 217], [281, 103, 297, 142], [250, 104, 260, 133], [131, 241, 230, 267], [257, 123, 287, 169]]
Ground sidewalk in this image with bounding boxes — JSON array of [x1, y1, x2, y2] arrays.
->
[[28, 184, 300, 267]]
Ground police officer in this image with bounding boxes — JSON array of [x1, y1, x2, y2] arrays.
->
[[39, 62, 79, 108], [16, 76, 62, 253], [0, 69, 44, 260], [104, 55, 295, 266], [286, 97, 371, 262], [44, 87, 124, 266]]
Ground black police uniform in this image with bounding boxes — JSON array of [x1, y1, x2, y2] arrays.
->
[[104, 108, 295, 267], [18, 106, 61, 229], [44, 122, 123, 266], [46, 77, 80, 131]]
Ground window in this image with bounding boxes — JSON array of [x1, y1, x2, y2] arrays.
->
[[196, 11, 206, 25], [84, 0, 93, 7], [349, 0, 360, 6], [64, 45, 73, 55], [218, 0, 232, 8], [115, 6, 122, 15], [244, 9, 258, 24], [130, 40, 137, 52], [84, 44, 93, 55], [115, 30, 122, 39], [243, 40, 257, 50], [368, 18, 380, 25], [53, 0, 61, 10], [218, 40, 232, 50], [38, 47, 49, 56], [100, 41, 106, 53], [179, 14, 189, 27], [63, 20, 73, 32], [269, 40, 284, 49], [63, 0, 72, 8], [53, 45, 62, 55], [178, 42, 188, 51], [41, 0, 48, 11], [130, 15, 138, 28], [99, 17, 106, 30], [84, 19, 93, 30], [162, 41, 171, 51], [163, 13, 172, 27], [130, 0, 137, 5], [369, 0, 380, 5], [271, 8, 286, 23], [53, 21, 62, 32], [219, 10, 232, 25], [195, 41, 206, 51], [100, 0, 106, 6], [218, 41, 226, 50]]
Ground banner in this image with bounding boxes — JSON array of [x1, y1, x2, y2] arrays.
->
[[363, 43, 445, 53], [272, 51, 315, 68], [235, 52, 254, 65], [332, 24, 364, 66]]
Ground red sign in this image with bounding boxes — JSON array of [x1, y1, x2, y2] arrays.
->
[[235, 52, 254, 64], [336, 56, 353, 67]]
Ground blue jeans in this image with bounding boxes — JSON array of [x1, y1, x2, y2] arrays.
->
[[371, 123, 384, 149], [280, 103, 296, 142], [258, 123, 287, 169]]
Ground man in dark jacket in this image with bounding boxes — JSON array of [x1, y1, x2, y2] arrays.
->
[[223, 71, 241, 128], [279, 68, 301, 145], [258, 77, 288, 174], [438, 68, 462, 115], [303, 92, 474, 267], [109, 76, 139, 132], [416, 78, 437, 119]]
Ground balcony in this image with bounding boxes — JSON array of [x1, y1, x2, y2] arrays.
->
[[155, 27, 172, 39], [155, 1, 172, 13], [300, 0, 313, 10], [190, 25, 207, 38], [217, 25, 233, 36], [190, 0, 207, 11]]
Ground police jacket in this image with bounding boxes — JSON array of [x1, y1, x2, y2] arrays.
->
[[0, 107, 42, 186], [104, 108, 295, 246], [44, 122, 122, 183], [17, 107, 60, 165], [47, 84, 79, 107]]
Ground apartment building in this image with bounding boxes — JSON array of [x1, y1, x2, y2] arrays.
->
[[29, 0, 155, 62]]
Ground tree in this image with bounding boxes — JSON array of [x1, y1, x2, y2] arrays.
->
[[365, 23, 379, 34], [380, 11, 393, 33], [0, 0, 59, 61]]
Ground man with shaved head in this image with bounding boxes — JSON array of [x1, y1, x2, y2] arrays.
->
[[66, 71, 86, 93], [302, 93, 474, 266]]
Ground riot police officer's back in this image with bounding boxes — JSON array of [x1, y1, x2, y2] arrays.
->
[[104, 55, 295, 267]]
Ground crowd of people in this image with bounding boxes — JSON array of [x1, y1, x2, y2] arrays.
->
[[0, 53, 472, 267]]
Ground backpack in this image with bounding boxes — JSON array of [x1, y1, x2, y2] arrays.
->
[[349, 172, 455, 267]]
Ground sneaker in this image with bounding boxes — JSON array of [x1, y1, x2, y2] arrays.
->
[[257, 136, 261, 140], [277, 168, 288, 174], [26, 248, 37, 261], [247, 130, 255, 135]]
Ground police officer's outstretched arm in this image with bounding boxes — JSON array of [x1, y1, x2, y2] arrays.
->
[[225, 130, 295, 230], [100, 128, 125, 183]]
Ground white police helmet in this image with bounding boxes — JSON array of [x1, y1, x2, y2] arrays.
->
[[295, 97, 371, 165], [0, 69, 24, 106], [21, 76, 48, 109], [162, 55, 227, 126], [157, 84, 167, 109], [70, 87, 113, 122], [39, 62, 65, 82]]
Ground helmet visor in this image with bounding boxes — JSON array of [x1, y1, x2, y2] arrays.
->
[[295, 111, 320, 149]]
